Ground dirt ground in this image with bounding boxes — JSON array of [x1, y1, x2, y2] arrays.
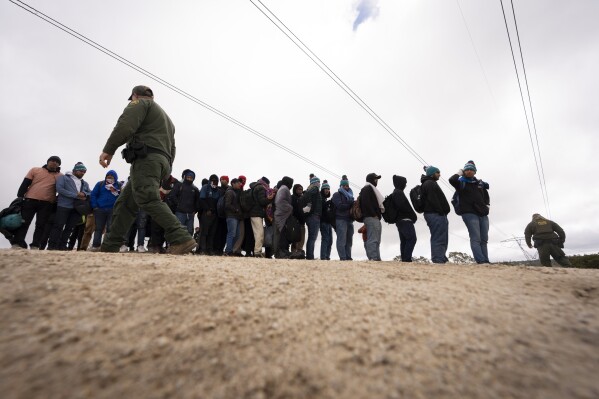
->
[[0, 250, 598, 399]]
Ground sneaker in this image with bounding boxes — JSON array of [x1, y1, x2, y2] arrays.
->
[[254, 252, 265, 258], [136, 246, 147, 253], [29, 246, 40, 250], [167, 239, 197, 255], [119, 245, 128, 253], [88, 246, 100, 252]]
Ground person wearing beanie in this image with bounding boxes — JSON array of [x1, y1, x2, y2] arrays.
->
[[167, 168, 200, 236], [273, 176, 294, 258], [248, 176, 276, 257], [213, 176, 231, 254], [524, 214, 571, 267], [359, 173, 385, 261], [48, 162, 91, 250], [420, 165, 450, 263], [392, 175, 418, 262], [449, 160, 491, 264], [224, 178, 243, 255], [331, 175, 355, 260], [290, 183, 306, 258], [10, 156, 65, 249], [232, 175, 248, 255], [197, 173, 222, 255], [89, 170, 121, 251], [98, 85, 197, 255], [319, 180, 333, 260], [300, 173, 323, 260]]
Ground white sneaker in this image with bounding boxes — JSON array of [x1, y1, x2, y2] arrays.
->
[[119, 245, 129, 253], [136, 246, 147, 253]]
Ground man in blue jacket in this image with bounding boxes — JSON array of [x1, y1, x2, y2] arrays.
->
[[48, 162, 91, 250], [89, 170, 121, 251]]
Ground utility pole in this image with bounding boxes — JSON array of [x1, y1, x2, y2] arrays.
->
[[501, 236, 537, 261]]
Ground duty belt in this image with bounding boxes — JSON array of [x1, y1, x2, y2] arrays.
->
[[146, 146, 172, 165]]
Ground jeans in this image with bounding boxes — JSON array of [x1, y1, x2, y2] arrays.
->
[[225, 217, 240, 254], [396, 220, 417, 262], [93, 208, 113, 248], [136, 210, 148, 247], [424, 213, 449, 263], [320, 222, 333, 260], [335, 219, 354, 260], [461, 213, 489, 263], [48, 206, 81, 250], [176, 211, 195, 235], [363, 217, 382, 261], [305, 214, 320, 260]]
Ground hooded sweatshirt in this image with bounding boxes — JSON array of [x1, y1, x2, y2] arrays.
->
[[420, 175, 450, 215], [91, 170, 121, 209], [392, 175, 417, 223]]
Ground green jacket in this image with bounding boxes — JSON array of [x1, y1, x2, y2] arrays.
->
[[524, 216, 566, 247], [103, 98, 176, 163]]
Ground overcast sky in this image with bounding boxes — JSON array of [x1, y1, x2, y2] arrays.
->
[[1, 0, 598, 261]]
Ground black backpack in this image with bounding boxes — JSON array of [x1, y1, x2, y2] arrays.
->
[[285, 215, 301, 243], [239, 187, 255, 213], [382, 195, 399, 224], [409, 185, 425, 214], [451, 181, 466, 215]]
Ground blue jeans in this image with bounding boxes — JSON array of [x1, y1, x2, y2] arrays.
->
[[363, 217, 382, 261], [225, 217, 240, 254], [424, 213, 449, 263], [396, 220, 417, 262], [462, 213, 489, 263], [335, 219, 354, 260], [176, 211, 195, 235], [305, 214, 320, 260], [93, 208, 113, 248], [320, 222, 333, 260], [136, 210, 148, 247]]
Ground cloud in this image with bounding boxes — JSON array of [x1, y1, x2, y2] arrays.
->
[[353, 0, 380, 31]]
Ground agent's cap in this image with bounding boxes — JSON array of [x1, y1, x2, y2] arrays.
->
[[128, 85, 154, 100]]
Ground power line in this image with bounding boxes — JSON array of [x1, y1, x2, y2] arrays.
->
[[248, 0, 433, 170], [9, 0, 358, 189], [509, 0, 551, 219], [499, 0, 551, 217]]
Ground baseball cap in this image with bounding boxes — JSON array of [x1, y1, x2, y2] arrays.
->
[[128, 85, 154, 100]]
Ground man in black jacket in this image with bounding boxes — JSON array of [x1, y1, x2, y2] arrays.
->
[[169, 169, 200, 235], [197, 174, 221, 255], [224, 178, 242, 256], [449, 161, 490, 264], [359, 173, 385, 261], [248, 177, 274, 258], [392, 175, 417, 262], [421, 166, 450, 263]]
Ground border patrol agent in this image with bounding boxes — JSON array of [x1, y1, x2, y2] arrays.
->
[[98, 85, 197, 254], [524, 213, 571, 267]]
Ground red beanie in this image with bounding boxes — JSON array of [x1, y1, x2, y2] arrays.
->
[[220, 175, 229, 182]]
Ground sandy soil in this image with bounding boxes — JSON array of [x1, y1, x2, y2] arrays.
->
[[0, 250, 598, 399]]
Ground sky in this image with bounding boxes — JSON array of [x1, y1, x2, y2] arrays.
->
[[1, 0, 598, 261]]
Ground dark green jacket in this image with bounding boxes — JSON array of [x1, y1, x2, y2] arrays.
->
[[524, 216, 566, 247], [103, 98, 176, 163]]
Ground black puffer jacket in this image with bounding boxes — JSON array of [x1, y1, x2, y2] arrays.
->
[[168, 180, 200, 213], [248, 183, 273, 218], [448, 174, 490, 216], [392, 175, 417, 223], [224, 187, 242, 219], [420, 175, 450, 215]]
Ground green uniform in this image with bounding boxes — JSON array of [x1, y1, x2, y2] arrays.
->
[[524, 215, 571, 267], [100, 98, 191, 252]]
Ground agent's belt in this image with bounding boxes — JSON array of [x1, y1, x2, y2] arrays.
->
[[146, 147, 172, 164]]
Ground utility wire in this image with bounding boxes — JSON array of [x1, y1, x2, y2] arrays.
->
[[9, 0, 358, 189], [509, 0, 551, 218], [249, 0, 431, 168], [499, 0, 550, 217]]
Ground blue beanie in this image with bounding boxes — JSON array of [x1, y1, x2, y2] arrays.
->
[[425, 166, 440, 177], [339, 175, 349, 187]]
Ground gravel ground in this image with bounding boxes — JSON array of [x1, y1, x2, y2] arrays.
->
[[1, 249, 598, 399]]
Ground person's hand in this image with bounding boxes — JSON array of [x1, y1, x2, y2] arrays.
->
[[457, 168, 464, 176], [527, 244, 533, 249], [99, 152, 112, 168], [77, 192, 86, 199]]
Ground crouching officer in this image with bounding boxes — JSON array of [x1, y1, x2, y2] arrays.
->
[[524, 214, 571, 267], [98, 85, 197, 254]]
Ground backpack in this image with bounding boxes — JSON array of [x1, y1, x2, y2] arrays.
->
[[324, 199, 336, 226], [239, 187, 255, 213], [409, 185, 425, 214], [381, 195, 399, 224], [350, 196, 363, 222], [285, 215, 301, 243], [216, 195, 226, 218]]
